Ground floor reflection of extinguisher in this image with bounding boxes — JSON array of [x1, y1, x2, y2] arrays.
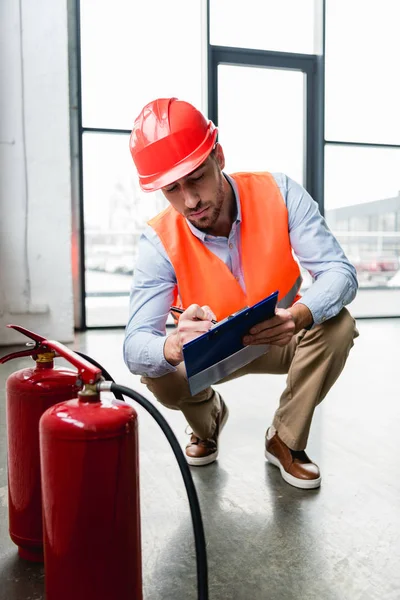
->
[[2, 326, 208, 600], [0, 325, 80, 562]]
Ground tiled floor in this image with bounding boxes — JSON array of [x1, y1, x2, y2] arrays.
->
[[0, 319, 399, 599]]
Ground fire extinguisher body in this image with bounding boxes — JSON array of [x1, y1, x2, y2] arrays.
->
[[6, 359, 79, 562], [40, 394, 142, 600]]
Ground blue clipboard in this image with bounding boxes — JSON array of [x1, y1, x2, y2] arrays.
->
[[183, 290, 279, 395]]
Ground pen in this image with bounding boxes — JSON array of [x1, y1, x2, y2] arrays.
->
[[170, 306, 217, 325]]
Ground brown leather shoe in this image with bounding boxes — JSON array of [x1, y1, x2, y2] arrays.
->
[[265, 429, 321, 489], [185, 394, 229, 466]]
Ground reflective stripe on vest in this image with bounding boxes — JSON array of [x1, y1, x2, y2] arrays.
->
[[278, 274, 303, 309], [148, 172, 302, 321]]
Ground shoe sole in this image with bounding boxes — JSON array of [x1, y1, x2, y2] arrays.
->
[[186, 405, 229, 467], [265, 449, 321, 490]]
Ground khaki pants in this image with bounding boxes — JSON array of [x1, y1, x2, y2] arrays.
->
[[141, 308, 359, 451]]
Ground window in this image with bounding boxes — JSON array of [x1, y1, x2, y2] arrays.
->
[[325, 0, 400, 145], [217, 65, 305, 184], [81, 0, 204, 129], [79, 0, 204, 326], [210, 0, 317, 54], [324, 0, 400, 315], [325, 148, 400, 291]]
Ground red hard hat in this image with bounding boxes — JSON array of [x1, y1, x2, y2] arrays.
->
[[129, 98, 218, 192]]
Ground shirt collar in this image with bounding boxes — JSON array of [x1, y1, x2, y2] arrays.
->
[[185, 173, 241, 241]]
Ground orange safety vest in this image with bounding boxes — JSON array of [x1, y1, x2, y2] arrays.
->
[[148, 172, 302, 321]]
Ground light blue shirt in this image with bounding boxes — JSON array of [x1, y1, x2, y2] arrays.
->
[[123, 173, 358, 378]]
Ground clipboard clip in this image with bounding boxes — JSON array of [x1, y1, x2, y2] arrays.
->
[[209, 306, 250, 331], [228, 306, 250, 319]]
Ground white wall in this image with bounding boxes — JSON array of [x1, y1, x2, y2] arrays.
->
[[0, 0, 74, 345]]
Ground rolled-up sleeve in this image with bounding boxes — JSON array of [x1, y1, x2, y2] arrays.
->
[[273, 173, 358, 325]]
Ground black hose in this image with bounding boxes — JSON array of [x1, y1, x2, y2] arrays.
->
[[110, 383, 209, 600], [75, 351, 124, 401], [73, 351, 209, 599]]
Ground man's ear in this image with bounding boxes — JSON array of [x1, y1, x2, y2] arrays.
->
[[214, 143, 225, 170]]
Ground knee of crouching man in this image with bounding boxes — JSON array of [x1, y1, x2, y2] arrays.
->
[[327, 307, 359, 349]]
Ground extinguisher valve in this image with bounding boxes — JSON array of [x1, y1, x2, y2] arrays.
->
[[36, 352, 56, 363], [78, 383, 101, 402]]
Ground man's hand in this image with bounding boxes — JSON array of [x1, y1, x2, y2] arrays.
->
[[242, 303, 313, 348], [164, 304, 216, 366]]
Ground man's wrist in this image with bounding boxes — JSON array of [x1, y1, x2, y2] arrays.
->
[[289, 303, 314, 333], [163, 331, 183, 366]]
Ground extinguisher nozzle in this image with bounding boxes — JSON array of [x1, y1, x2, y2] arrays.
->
[[97, 381, 112, 392]]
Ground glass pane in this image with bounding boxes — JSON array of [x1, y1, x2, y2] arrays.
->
[[82, 132, 167, 327], [218, 65, 305, 185], [210, 0, 317, 54], [325, 0, 400, 144], [80, 0, 203, 130], [325, 145, 400, 316]]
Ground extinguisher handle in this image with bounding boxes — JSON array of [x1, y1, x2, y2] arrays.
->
[[0, 324, 48, 364], [45, 340, 102, 384], [2, 324, 102, 384], [0, 348, 41, 364], [6, 324, 47, 343]]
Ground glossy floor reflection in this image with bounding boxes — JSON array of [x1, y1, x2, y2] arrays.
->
[[0, 319, 399, 599]]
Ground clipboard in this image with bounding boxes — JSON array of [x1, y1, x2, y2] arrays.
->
[[183, 290, 279, 396]]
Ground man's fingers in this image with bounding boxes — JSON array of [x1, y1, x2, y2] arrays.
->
[[201, 305, 217, 322], [184, 304, 205, 321], [246, 323, 294, 342], [244, 332, 292, 347], [244, 319, 295, 345], [249, 309, 293, 335], [249, 315, 282, 335], [177, 305, 214, 347], [184, 304, 215, 322]]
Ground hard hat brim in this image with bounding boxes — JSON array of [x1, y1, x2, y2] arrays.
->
[[138, 128, 218, 192]]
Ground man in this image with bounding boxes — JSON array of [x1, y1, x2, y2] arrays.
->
[[124, 97, 358, 490]]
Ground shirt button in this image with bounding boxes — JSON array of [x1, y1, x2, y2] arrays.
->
[[229, 243, 233, 249], [321, 317, 326, 322]]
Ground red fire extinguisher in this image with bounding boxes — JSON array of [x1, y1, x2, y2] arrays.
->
[[39, 357, 142, 599], [0, 325, 80, 562]]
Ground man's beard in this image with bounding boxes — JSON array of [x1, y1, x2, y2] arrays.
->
[[186, 179, 225, 233]]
